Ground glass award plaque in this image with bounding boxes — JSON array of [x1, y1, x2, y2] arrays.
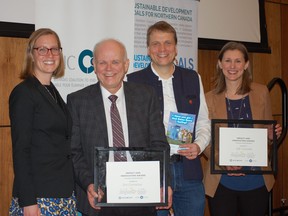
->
[[94, 146, 169, 207], [211, 119, 277, 174]]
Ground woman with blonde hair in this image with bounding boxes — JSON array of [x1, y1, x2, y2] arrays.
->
[[9, 28, 76, 215]]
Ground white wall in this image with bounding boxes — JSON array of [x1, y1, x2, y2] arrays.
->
[[0, 0, 34, 24]]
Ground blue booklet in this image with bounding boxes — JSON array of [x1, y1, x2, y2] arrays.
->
[[166, 111, 196, 155]]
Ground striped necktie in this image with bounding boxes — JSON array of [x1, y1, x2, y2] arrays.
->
[[109, 95, 126, 161]]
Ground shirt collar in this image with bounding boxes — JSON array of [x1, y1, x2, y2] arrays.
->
[[150, 63, 175, 81], [100, 83, 125, 101]]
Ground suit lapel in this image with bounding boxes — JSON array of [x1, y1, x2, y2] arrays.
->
[[88, 83, 109, 147], [214, 92, 228, 119], [30, 76, 63, 110], [28, 76, 71, 136], [35, 79, 67, 120], [123, 82, 133, 118], [123, 82, 136, 146]]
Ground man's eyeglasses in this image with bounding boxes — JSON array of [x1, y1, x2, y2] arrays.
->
[[33, 47, 62, 56]]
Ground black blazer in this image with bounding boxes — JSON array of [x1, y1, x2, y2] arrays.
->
[[67, 81, 169, 215], [9, 76, 74, 207]]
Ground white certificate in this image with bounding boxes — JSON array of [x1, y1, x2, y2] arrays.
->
[[106, 161, 160, 203], [219, 127, 268, 166]]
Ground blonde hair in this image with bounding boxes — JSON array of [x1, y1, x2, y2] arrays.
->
[[20, 28, 65, 79]]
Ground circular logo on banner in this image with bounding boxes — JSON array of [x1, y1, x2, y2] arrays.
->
[[78, 49, 94, 74]]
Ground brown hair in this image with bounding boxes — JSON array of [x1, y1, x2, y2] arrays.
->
[[20, 28, 65, 79], [213, 41, 252, 94], [146, 21, 177, 47]]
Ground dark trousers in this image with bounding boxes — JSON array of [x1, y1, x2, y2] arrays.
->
[[99, 207, 156, 216], [208, 184, 269, 216], [81, 207, 156, 216]]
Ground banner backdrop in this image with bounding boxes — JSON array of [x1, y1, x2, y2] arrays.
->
[[134, 0, 198, 71], [35, 0, 198, 100]]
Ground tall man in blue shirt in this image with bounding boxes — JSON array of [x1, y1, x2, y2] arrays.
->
[[127, 21, 211, 216]]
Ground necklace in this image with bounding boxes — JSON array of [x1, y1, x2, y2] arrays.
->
[[226, 94, 245, 128], [43, 85, 58, 104]]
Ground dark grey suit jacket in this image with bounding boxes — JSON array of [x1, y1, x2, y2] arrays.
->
[[67, 81, 169, 215]]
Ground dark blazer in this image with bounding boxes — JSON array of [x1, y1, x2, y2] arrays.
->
[[9, 76, 74, 207], [67, 81, 169, 215], [127, 64, 204, 180]]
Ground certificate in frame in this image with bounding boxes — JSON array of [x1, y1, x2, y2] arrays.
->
[[94, 146, 169, 207], [211, 119, 277, 174]]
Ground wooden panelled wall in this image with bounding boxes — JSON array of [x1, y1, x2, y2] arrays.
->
[[0, 37, 27, 216], [199, 1, 288, 215], [0, 1, 287, 215]]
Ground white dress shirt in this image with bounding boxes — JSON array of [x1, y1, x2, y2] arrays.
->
[[151, 64, 210, 154], [101, 84, 134, 161], [101, 84, 129, 148]]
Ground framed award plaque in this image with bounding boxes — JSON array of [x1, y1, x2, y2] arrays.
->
[[211, 119, 277, 174], [94, 146, 169, 207]]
